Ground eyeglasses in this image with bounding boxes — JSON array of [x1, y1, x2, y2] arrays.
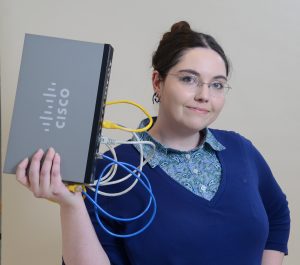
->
[[168, 72, 232, 98]]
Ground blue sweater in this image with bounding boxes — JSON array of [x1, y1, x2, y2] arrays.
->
[[85, 129, 290, 265]]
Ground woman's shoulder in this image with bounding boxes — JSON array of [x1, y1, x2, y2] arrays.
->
[[208, 128, 252, 145], [209, 128, 265, 161]]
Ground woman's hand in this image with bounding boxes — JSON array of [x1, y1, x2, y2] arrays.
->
[[16, 147, 83, 208]]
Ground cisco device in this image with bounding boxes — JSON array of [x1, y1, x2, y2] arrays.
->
[[4, 34, 113, 183]]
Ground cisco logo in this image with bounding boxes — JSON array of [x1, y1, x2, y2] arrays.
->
[[39, 82, 70, 132]]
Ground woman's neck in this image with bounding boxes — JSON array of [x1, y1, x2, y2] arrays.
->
[[148, 117, 202, 151]]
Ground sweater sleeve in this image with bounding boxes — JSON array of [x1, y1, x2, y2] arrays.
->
[[247, 140, 291, 255]]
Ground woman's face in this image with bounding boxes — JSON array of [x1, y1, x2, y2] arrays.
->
[[153, 47, 227, 134]]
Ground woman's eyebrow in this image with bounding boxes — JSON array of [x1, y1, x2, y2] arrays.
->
[[178, 69, 227, 81], [213, 75, 227, 81], [178, 69, 200, 76]]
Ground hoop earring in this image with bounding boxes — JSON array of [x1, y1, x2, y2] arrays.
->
[[152, 93, 160, 104]]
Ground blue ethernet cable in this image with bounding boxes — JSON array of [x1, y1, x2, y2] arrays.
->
[[82, 154, 157, 238], [84, 162, 153, 221]]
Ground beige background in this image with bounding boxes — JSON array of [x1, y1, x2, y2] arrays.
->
[[1, 0, 299, 264]]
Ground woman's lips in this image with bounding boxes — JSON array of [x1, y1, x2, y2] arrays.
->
[[186, 106, 209, 113]]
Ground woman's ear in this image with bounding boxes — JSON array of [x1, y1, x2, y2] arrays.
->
[[152, 70, 162, 94]]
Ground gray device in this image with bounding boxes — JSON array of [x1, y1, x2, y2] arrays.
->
[[4, 34, 113, 184]]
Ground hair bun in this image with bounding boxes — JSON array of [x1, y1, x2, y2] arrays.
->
[[170, 21, 191, 33]]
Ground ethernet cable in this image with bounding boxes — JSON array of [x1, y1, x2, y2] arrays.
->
[[99, 133, 156, 185], [95, 99, 155, 192], [96, 98, 154, 192], [87, 132, 156, 197], [82, 155, 157, 238], [102, 100, 153, 133], [66, 99, 157, 237]]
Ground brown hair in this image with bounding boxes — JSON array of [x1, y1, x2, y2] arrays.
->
[[152, 21, 230, 79]]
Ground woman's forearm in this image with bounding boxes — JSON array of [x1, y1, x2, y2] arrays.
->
[[61, 196, 110, 265], [261, 250, 284, 265]]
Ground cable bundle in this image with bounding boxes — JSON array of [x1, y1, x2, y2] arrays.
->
[[78, 100, 157, 237]]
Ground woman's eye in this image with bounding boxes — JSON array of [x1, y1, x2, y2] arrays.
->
[[180, 75, 196, 84], [211, 82, 224, 90]]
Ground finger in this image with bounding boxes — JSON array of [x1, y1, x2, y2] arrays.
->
[[28, 149, 44, 195], [50, 152, 63, 188], [40, 147, 55, 193], [16, 157, 30, 187]]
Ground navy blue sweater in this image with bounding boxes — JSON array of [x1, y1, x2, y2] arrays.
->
[[85, 129, 290, 265]]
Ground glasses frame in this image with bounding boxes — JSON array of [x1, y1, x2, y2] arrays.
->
[[168, 72, 232, 97]]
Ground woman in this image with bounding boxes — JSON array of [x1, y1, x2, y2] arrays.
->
[[16, 21, 290, 265]]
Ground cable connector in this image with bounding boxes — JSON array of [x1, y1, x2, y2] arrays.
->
[[46, 184, 87, 203], [102, 120, 119, 129], [100, 136, 116, 145], [102, 100, 153, 132], [67, 184, 87, 193]]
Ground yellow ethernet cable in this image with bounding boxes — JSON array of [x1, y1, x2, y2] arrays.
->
[[52, 101, 153, 200], [102, 100, 153, 132]]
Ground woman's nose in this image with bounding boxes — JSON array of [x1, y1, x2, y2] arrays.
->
[[194, 83, 210, 102]]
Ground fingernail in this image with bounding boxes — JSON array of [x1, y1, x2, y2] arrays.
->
[[22, 157, 29, 163]]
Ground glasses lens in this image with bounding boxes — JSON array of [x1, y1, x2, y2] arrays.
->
[[209, 82, 230, 97]]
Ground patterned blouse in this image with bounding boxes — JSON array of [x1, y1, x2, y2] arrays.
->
[[133, 119, 226, 201]]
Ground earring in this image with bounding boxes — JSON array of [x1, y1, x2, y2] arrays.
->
[[152, 92, 160, 104]]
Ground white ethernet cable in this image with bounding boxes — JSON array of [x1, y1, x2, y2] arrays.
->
[[88, 132, 156, 197], [94, 132, 145, 185]]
